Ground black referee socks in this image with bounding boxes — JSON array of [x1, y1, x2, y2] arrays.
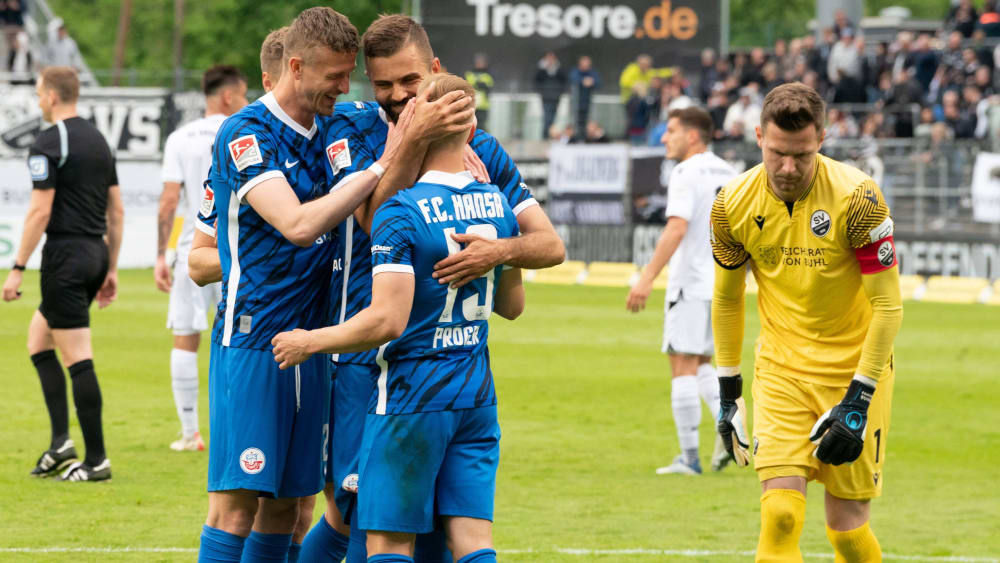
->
[[68, 359, 106, 466], [30, 350, 70, 449]]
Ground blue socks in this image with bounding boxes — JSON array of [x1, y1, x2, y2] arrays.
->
[[457, 549, 497, 563], [300, 515, 350, 562], [346, 515, 367, 563], [367, 555, 413, 563], [240, 531, 292, 562], [199, 525, 246, 563], [287, 542, 302, 563], [414, 529, 452, 563]]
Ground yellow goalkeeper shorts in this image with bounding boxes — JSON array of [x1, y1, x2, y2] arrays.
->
[[751, 364, 894, 500]]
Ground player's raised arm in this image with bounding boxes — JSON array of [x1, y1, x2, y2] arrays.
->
[[709, 188, 751, 466], [355, 86, 476, 233], [809, 181, 903, 466]]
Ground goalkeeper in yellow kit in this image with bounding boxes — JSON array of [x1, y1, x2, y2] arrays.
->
[[711, 83, 903, 562]]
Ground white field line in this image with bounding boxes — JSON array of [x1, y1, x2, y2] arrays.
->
[[0, 546, 996, 562]]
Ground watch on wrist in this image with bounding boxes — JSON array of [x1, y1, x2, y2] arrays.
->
[[12, 263, 26, 271]]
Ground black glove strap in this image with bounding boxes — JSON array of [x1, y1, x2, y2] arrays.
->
[[843, 378, 875, 410], [719, 374, 743, 401]]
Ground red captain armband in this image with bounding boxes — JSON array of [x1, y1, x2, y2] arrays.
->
[[855, 235, 898, 274]]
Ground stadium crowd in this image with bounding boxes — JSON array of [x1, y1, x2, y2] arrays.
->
[[613, 7, 1000, 147]]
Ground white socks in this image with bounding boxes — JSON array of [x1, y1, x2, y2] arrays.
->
[[671, 375, 701, 455], [696, 363, 721, 420], [170, 348, 199, 438]]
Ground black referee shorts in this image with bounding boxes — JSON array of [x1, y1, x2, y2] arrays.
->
[[39, 235, 109, 329]]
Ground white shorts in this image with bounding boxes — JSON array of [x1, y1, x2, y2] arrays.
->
[[661, 297, 713, 356], [167, 257, 221, 336]]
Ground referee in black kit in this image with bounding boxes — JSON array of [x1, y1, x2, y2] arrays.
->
[[2, 66, 123, 482]]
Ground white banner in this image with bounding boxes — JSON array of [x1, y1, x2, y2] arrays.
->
[[0, 158, 163, 269], [547, 143, 629, 195], [971, 152, 1000, 224]]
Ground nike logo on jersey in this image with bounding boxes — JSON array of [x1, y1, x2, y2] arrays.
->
[[285, 159, 299, 168], [754, 215, 765, 230]]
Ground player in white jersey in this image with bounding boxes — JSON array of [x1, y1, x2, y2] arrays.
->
[[627, 107, 737, 475], [154, 65, 248, 451]]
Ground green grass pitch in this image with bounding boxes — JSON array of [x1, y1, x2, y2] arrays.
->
[[0, 270, 997, 561]]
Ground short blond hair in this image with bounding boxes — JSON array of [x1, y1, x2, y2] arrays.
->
[[260, 26, 287, 80], [40, 66, 79, 103], [417, 73, 475, 145]]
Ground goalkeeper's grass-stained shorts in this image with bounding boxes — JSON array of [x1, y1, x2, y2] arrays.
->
[[751, 364, 895, 500]]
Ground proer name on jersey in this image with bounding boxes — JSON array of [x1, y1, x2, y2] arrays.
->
[[417, 192, 507, 224], [432, 324, 482, 350]]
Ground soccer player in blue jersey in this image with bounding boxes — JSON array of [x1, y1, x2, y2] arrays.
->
[[272, 73, 522, 563], [196, 8, 399, 563], [300, 15, 564, 562]]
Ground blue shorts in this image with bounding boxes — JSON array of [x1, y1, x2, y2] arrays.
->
[[207, 343, 331, 498], [329, 362, 376, 520], [357, 405, 500, 534]]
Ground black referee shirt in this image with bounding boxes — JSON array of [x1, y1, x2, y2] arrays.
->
[[28, 117, 118, 236]]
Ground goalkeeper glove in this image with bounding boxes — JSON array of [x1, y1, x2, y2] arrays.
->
[[809, 376, 876, 465], [717, 374, 750, 467]]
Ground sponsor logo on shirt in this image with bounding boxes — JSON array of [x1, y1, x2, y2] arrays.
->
[[371, 244, 393, 254], [228, 134, 263, 171], [326, 138, 351, 175], [239, 447, 265, 474]]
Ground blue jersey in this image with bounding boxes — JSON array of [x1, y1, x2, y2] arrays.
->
[[369, 171, 519, 415], [326, 102, 536, 365], [208, 93, 336, 350]]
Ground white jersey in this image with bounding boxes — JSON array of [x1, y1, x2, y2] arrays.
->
[[160, 113, 226, 258], [664, 150, 737, 301]]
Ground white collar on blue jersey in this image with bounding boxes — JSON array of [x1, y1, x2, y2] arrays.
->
[[259, 92, 318, 140], [417, 170, 476, 189], [377, 106, 389, 126]]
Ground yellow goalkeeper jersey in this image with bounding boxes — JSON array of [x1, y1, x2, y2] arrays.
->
[[711, 154, 896, 385]]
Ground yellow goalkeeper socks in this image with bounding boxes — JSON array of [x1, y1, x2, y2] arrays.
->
[[756, 489, 806, 562], [826, 521, 882, 562]]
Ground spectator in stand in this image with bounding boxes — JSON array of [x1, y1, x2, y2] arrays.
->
[[914, 106, 936, 138], [548, 123, 579, 144], [47, 19, 84, 73], [569, 55, 600, 135], [772, 39, 790, 74], [979, 1, 1000, 37], [940, 89, 976, 138], [832, 9, 856, 39], [828, 28, 861, 85], [974, 66, 994, 96], [584, 120, 609, 143], [465, 53, 494, 132], [626, 82, 655, 145], [941, 31, 965, 73], [963, 84, 990, 138], [698, 48, 719, 100], [833, 68, 866, 104], [890, 31, 915, 78], [706, 85, 729, 139], [761, 62, 782, 95], [619, 53, 672, 101], [9, 29, 32, 83], [741, 47, 766, 86], [885, 69, 923, 137], [3, 0, 25, 71], [961, 48, 983, 79], [948, 0, 979, 38], [803, 34, 825, 77], [712, 56, 732, 93], [801, 70, 823, 98], [535, 51, 567, 139], [826, 107, 859, 139], [722, 86, 760, 142], [912, 34, 939, 92]]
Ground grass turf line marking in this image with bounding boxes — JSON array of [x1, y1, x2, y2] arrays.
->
[[0, 547, 996, 561]]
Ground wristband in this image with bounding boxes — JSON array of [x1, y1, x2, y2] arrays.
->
[[368, 162, 385, 179], [12, 263, 26, 271]]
